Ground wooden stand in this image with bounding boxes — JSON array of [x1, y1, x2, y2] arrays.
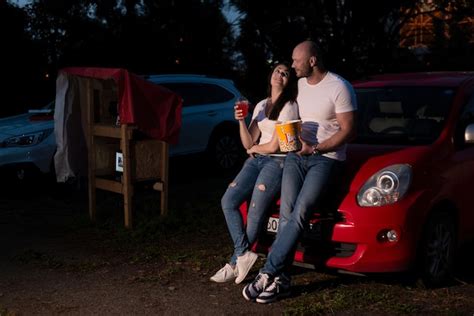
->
[[86, 84, 168, 229]]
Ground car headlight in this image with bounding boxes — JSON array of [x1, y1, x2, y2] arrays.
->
[[357, 164, 412, 207], [2, 128, 53, 147]]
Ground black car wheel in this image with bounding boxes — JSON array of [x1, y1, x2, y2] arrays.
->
[[13, 164, 39, 182], [420, 211, 456, 287], [16, 168, 27, 181], [209, 129, 244, 169]]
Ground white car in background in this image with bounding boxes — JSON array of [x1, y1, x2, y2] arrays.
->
[[0, 102, 56, 181], [146, 74, 247, 169], [0, 74, 247, 181]]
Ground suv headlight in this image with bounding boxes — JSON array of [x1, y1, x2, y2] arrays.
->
[[2, 128, 53, 147], [357, 164, 412, 207]]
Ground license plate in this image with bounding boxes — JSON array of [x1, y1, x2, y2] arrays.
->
[[267, 217, 279, 233]]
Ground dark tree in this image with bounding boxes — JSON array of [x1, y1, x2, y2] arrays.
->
[[2, 0, 237, 115], [427, 0, 474, 70], [230, 0, 474, 100], [24, 0, 235, 76], [5, 0, 474, 114], [1, 1, 48, 116]]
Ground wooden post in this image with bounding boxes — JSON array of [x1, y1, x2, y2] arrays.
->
[[160, 141, 169, 215], [87, 84, 97, 222], [121, 124, 133, 228]]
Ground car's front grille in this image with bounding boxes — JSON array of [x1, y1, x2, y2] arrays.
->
[[304, 214, 340, 240], [333, 242, 357, 257]]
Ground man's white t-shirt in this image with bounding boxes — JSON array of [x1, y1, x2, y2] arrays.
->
[[251, 99, 299, 145], [297, 71, 357, 161]]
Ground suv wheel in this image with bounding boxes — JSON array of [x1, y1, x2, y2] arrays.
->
[[420, 211, 456, 287], [209, 130, 243, 169], [13, 164, 38, 182], [16, 168, 27, 181]]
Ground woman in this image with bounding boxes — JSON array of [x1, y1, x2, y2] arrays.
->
[[210, 63, 299, 284]]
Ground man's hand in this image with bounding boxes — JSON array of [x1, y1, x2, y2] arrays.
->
[[297, 137, 315, 155]]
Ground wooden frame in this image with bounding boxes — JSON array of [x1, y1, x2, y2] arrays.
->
[[86, 83, 168, 228]]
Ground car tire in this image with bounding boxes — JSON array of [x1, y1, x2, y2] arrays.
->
[[15, 168, 27, 181], [208, 128, 244, 170], [12, 164, 39, 182], [419, 211, 456, 287]]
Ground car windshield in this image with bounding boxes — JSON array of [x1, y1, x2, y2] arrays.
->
[[354, 87, 454, 145]]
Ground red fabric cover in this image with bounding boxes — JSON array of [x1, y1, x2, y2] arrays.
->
[[60, 67, 182, 144]]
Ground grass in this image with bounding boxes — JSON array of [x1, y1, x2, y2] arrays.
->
[[282, 272, 474, 315], [46, 166, 234, 275], [284, 279, 421, 315], [13, 249, 115, 273], [0, 307, 18, 316]]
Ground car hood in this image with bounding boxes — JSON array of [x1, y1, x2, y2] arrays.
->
[[0, 113, 54, 141]]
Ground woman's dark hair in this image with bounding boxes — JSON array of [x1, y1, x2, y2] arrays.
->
[[267, 62, 298, 121]]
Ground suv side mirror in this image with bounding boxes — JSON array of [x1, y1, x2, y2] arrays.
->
[[464, 123, 474, 144]]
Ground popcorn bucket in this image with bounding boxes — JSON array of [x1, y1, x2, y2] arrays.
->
[[275, 120, 302, 152]]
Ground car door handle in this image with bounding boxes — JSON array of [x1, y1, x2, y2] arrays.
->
[[207, 111, 217, 117]]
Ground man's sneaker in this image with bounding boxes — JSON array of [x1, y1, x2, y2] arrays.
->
[[256, 275, 291, 304], [235, 251, 258, 284], [209, 263, 238, 283], [242, 273, 272, 301]]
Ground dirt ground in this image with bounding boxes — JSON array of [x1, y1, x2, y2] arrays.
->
[[1, 156, 474, 315], [0, 158, 288, 315]]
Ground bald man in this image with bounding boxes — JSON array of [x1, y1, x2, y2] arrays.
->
[[243, 40, 357, 304]]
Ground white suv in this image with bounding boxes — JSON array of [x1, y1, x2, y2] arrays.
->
[[146, 74, 247, 169], [0, 74, 247, 181], [0, 102, 56, 181]]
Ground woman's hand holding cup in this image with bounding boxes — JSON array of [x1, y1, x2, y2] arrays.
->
[[235, 97, 249, 120]]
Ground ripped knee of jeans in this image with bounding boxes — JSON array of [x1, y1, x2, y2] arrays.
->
[[257, 184, 266, 191], [228, 182, 237, 188]]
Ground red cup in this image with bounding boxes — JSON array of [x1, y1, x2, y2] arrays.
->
[[236, 99, 249, 118]]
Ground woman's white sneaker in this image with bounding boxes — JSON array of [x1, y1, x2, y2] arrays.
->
[[235, 251, 258, 284], [210, 263, 238, 283]]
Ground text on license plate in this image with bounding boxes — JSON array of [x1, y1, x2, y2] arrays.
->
[[267, 217, 279, 233]]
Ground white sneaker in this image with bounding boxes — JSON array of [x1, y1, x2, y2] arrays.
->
[[235, 251, 258, 284], [209, 263, 238, 283]]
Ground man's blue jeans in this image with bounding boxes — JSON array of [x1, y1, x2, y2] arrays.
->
[[262, 152, 340, 275], [221, 155, 285, 265]]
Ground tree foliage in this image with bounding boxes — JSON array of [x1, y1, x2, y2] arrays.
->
[[229, 0, 420, 98], [2, 0, 474, 115], [229, 0, 474, 99], [23, 0, 234, 75], [1, 1, 47, 114]]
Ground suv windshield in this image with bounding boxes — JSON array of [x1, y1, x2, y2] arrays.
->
[[156, 82, 235, 107], [355, 87, 454, 145]]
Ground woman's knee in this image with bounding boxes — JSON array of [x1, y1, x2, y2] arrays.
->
[[221, 181, 241, 211]]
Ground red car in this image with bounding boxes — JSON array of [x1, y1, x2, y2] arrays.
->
[[244, 72, 474, 286]]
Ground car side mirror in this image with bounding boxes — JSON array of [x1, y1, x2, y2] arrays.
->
[[464, 123, 474, 144]]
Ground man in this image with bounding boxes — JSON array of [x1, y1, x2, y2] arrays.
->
[[242, 40, 357, 304]]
